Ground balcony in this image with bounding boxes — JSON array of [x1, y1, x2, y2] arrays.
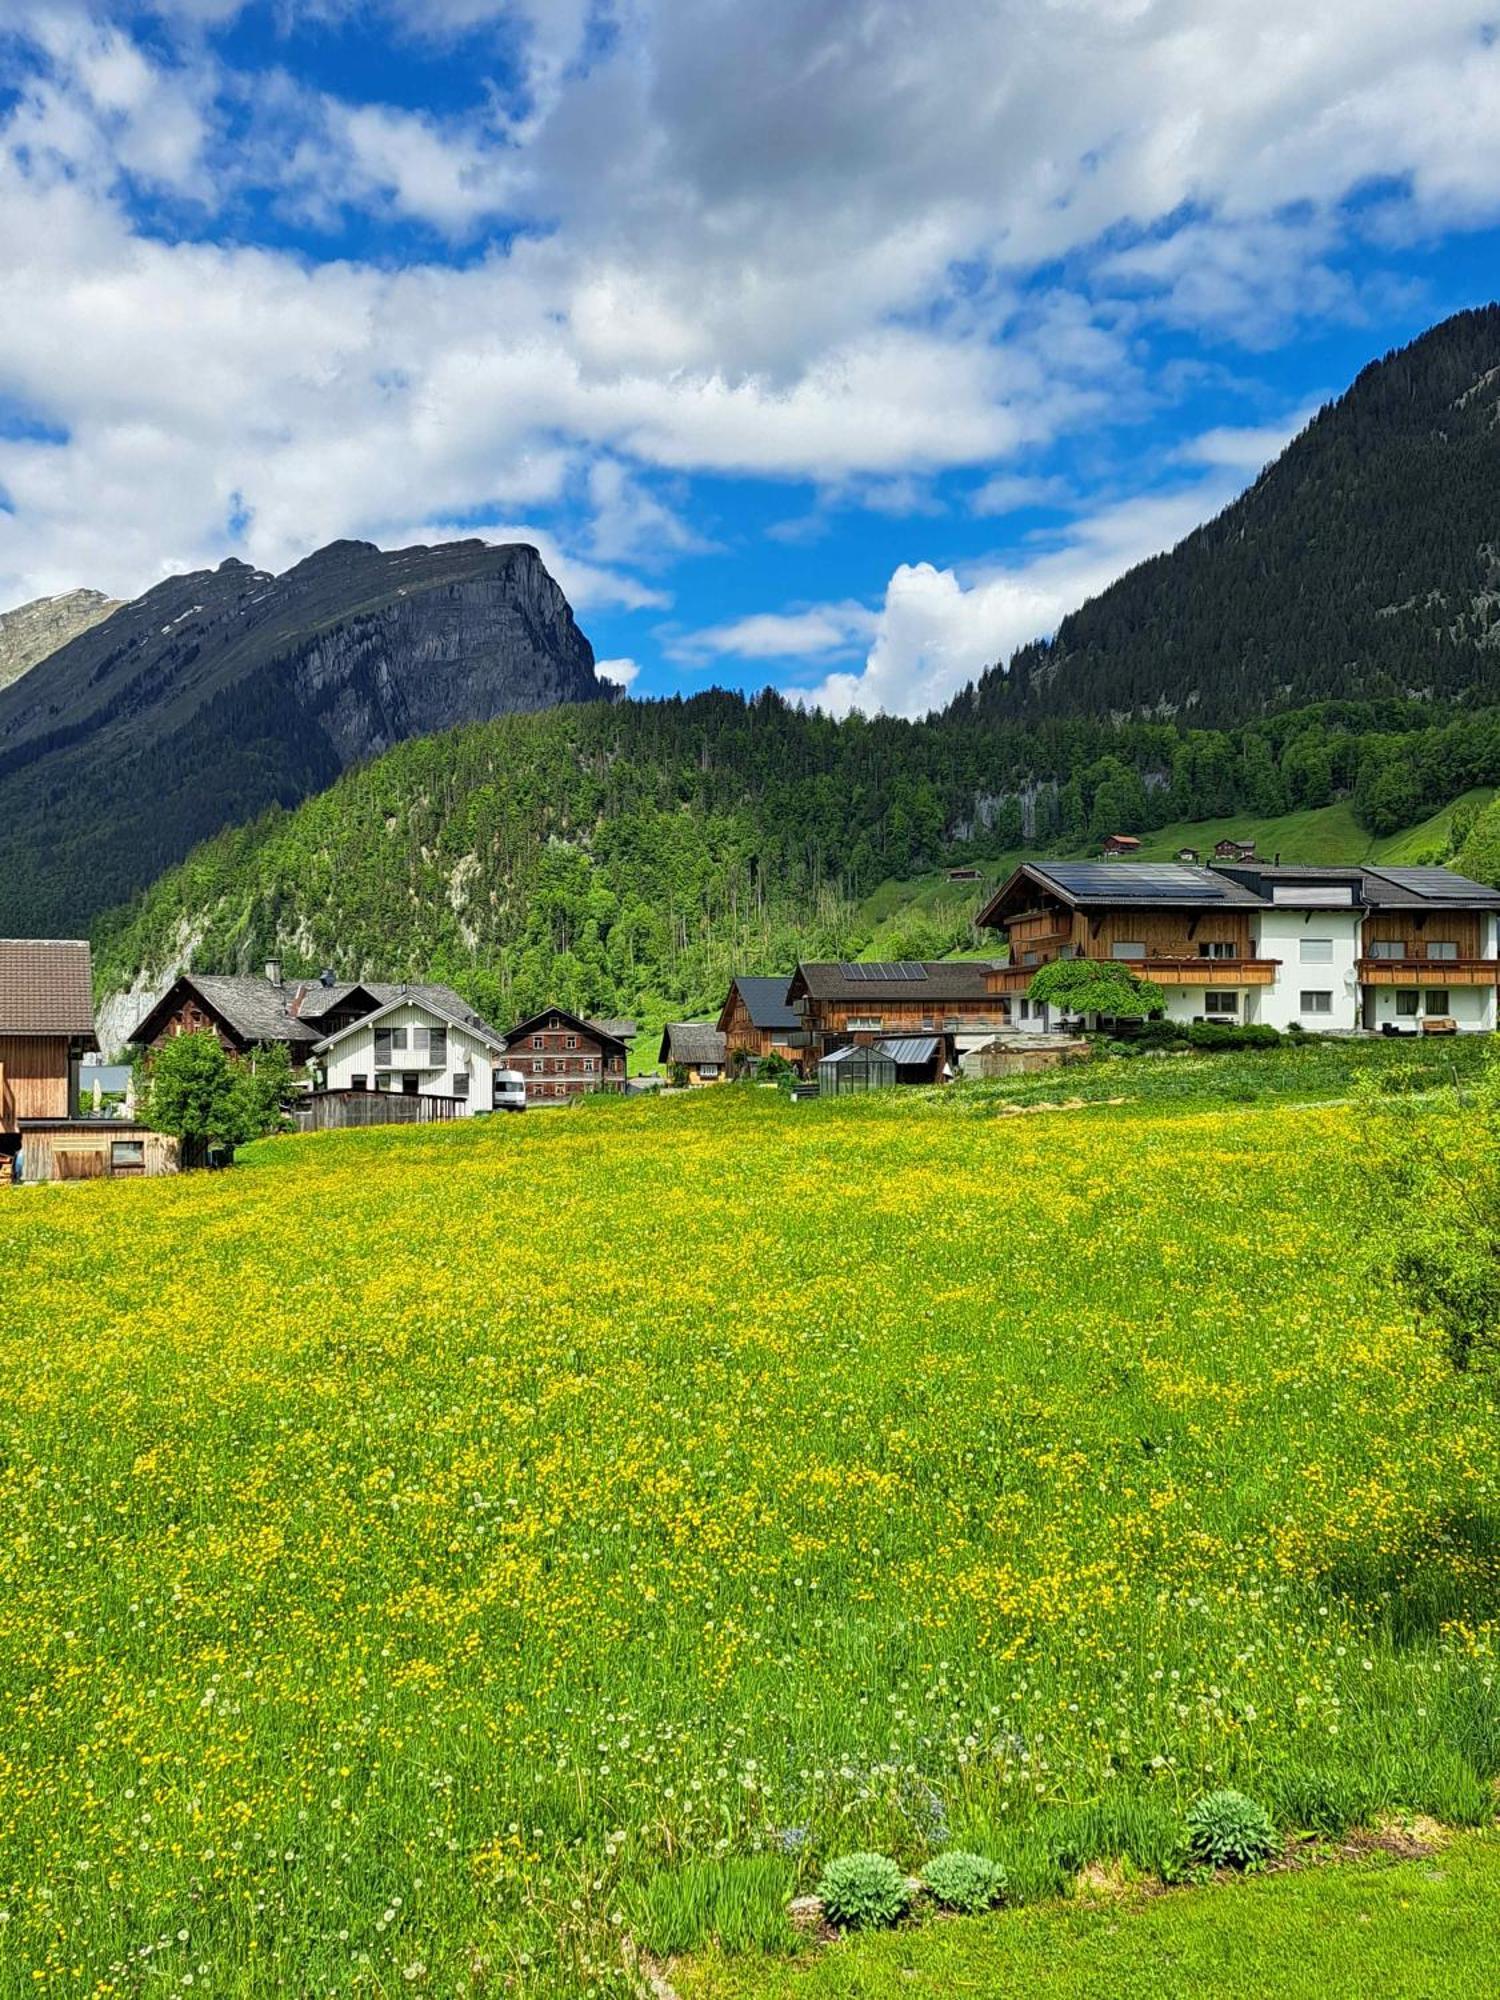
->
[[989, 955, 1277, 993], [1358, 958, 1499, 987]]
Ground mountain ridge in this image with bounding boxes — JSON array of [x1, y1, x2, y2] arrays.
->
[[0, 588, 123, 693], [0, 537, 608, 935]]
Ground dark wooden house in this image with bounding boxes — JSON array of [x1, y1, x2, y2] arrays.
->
[[501, 1007, 628, 1105], [785, 961, 1010, 1064], [716, 976, 806, 1068]]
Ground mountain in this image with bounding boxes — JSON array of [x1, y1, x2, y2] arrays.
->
[[0, 588, 123, 692], [0, 538, 608, 935], [960, 305, 1500, 727]]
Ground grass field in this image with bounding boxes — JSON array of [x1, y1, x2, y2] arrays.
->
[[4, 1053, 1499, 1994], [678, 1833, 1500, 1999]]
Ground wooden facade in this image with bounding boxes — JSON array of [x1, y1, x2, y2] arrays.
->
[[1357, 911, 1495, 984], [0, 1035, 78, 1131], [716, 989, 807, 1066], [19, 1122, 177, 1184], [140, 991, 259, 1057], [503, 1009, 628, 1105], [988, 893, 1275, 993]]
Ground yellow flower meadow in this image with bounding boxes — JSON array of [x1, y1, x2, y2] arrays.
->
[[0, 1086, 1496, 1993]]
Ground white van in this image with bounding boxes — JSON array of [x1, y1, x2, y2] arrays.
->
[[492, 1069, 527, 1112]]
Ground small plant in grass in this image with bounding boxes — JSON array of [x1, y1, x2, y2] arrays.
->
[[922, 1850, 1008, 1913], [1185, 1790, 1279, 1870], [816, 1852, 911, 1929]]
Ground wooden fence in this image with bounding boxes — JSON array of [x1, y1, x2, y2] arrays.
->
[[294, 1090, 467, 1134]]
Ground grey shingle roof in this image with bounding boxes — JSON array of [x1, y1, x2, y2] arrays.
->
[[176, 976, 322, 1045], [586, 1018, 639, 1043], [0, 939, 95, 1037], [725, 975, 799, 1030], [659, 1022, 727, 1066]]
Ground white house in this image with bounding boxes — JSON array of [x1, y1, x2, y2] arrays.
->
[[312, 994, 511, 1114]]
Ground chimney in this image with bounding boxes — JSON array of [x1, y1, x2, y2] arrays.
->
[[265, 957, 283, 987]]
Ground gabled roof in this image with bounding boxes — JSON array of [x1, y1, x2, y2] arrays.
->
[[819, 1041, 897, 1066], [719, 974, 799, 1033], [0, 938, 95, 1038], [979, 861, 1265, 926], [501, 1005, 630, 1055], [129, 974, 321, 1047], [876, 1035, 943, 1065], [658, 1021, 727, 1066], [1359, 864, 1500, 910], [312, 991, 507, 1055], [293, 978, 475, 1022], [788, 960, 998, 1004]]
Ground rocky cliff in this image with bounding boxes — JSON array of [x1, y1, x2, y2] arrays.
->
[[0, 538, 611, 934], [0, 588, 122, 692]]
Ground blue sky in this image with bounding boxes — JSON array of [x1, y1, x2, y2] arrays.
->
[[2, 2, 1500, 715]]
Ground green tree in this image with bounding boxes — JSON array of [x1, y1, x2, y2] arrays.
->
[[1457, 796, 1500, 886], [139, 1032, 290, 1164], [1027, 959, 1164, 1019]]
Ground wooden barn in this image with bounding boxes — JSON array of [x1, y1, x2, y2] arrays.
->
[[716, 976, 806, 1069]]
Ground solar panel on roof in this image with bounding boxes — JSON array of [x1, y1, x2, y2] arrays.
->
[[837, 961, 930, 980], [1368, 866, 1489, 900], [1041, 862, 1230, 901]]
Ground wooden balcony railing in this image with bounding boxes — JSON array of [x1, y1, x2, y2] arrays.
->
[[989, 956, 1278, 992], [1358, 958, 1499, 987]]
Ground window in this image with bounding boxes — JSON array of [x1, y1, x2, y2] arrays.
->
[[1427, 941, 1459, 962], [1198, 941, 1236, 959], [1300, 990, 1333, 1015], [451, 1072, 469, 1099], [532, 1035, 543, 1049], [1299, 938, 1333, 964], [1022, 950, 1039, 965], [410, 1026, 446, 1066], [376, 1074, 391, 1091], [566, 1035, 577, 1049], [847, 1015, 883, 1030], [1204, 991, 1240, 1014], [1396, 990, 1420, 1017], [1424, 989, 1451, 1015], [700, 1064, 720, 1079], [110, 1139, 144, 1173], [1368, 940, 1406, 960], [1111, 941, 1146, 960], [351, 1073, 368, 1092]]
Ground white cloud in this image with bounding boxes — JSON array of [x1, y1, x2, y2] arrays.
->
[[801, 476, 1245, 718], [2, 1, 1500, 607], [1176, 410, 1317, 474], [595, 656, 640, 689], [670, 601, 878, 666]]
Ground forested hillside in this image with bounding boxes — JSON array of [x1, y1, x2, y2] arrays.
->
[[93, 687, 1500, 1035], [960, 306, 1500, 726]]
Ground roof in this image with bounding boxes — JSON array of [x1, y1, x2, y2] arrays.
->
[[1359, 864, 1500, 910], [0, 939, 95, 1038], [130, 974, 321, 1046], [659, 1021, 727, 1066], [586, 1018, 639, 1043], [501, 1005, 630, 1054], [721, 975, 799, 1032], [312, 991, 507, 1055], [789, 960, 998, 1004], [819, 1042, 897, 1066], [293, 978, 475, 1022], [876, 1035, 942, 1065]]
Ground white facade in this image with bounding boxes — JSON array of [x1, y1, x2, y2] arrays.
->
[[1251, 906, 1365, 1033], [317, 999, 505, 1114]]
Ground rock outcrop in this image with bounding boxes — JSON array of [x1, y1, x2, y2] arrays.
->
[[0, 588, 122, 692], [0, 539, 612, 934]]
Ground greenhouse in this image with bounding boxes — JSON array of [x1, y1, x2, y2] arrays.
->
[[817, 1042, 898, 1096]]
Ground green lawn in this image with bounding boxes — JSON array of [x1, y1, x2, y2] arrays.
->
[[676, 1834, 1500, 2000]]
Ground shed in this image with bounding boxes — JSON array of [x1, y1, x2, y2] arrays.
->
[[658, 1021, 727, 1083], [817, 1043, 898, 1095], [875, 1034, 951, 1085], [18, 1120, 178, 1183]]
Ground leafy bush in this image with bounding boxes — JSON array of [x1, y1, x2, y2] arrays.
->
[[1184, 1789, 1279, 1869], [1185, 1021, 1282, 1051], [922, 1850, 1008, 1913], [816, 1852, 911, 1929]]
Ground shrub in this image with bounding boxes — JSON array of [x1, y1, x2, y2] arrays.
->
[[815, 1852, 911, 1929], [1185, 1022, 1282, 1052], [922, 1850, 1008, 1913], [1184, 1789, 1279, 1869]]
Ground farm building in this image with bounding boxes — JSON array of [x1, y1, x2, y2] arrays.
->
[[716, 975, 806, 1068], [501, 1008, 629, 1105], [19, 1123, 177, 1183], [1101, 834, 1141, 857], [658, 1022, 728, 1083], [786, 961, 1011, 1065], [817, 1043, 897, 1094]]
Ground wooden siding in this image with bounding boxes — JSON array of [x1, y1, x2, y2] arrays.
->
[[1358, 960, 1498, 987], [719, 992, 807, 1065], [802, 996, 1010, 1040], [0, 1036, 74, 1130], [144, 994, 249, 1055], [1362, 913, 1484, 959], [507, 1018, 626, 1104], [19, 1124, 176, 1183]]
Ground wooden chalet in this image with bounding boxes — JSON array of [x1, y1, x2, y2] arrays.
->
[[658, 1021, 727, 1084], [2, 939, 173, 1183], [716, 975, 807, 1067], [1214, 838, 1257, 862], [501, 1006, 628, 1105], [1101, 834, 1141, 857], [785, 961, 1010, 1063]]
